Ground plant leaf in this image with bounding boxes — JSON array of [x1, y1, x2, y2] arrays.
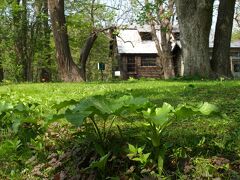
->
[[0, 101, 13, 114], [89, 153, 111, 172], [65, 109, 92, 127]]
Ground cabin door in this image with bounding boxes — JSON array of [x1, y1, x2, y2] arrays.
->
[[127, 56, 136, 73]]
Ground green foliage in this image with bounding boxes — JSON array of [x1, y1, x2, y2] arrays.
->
[[88, 153, 111, 173], [0, 81, 239, 179], [127, 144, 151, 166], [52, 95, 149, 151]]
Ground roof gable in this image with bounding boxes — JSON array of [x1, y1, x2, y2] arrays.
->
[[116, 25, 160, 54]]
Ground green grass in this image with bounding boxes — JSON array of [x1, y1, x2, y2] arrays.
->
[[1, 80, 240, 179]]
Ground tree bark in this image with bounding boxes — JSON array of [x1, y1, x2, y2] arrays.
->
[[175, 0, 214, 78], [79, 33, 98, 81], [161, 31, 175, 79], [48, 0, 83, 82], [21, 0, 32, 82], [40, 0, 52, 82], [13, 0, 28, 81], [0, 66, 3, 82], [211, 0, 236, 77]]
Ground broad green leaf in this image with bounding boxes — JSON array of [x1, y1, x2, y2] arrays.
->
[[152, 103, 174, 126], [12, 118, 21, 133], [52, 99, 78, 112], [14, 103, 27, 112], [44, 114, 65, 127], [0, 101, 13, 114], [65, 109, 92, 127], [93, 142, 105, 157], [89, 97, 115, 114], [127, 96, 148, 107], [89, 153, 111, 172], [143, 103, 174, 126], [175, 104, 196, 118], [199, 102, 219, 115], [175, 102, 219, 118]]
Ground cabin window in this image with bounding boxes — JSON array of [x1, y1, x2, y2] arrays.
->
[[234, 63, 240, 72], [231, 52, 240, 58], [141, 56, 156, 66], [139, 32, 152, 41], [127, 56, 136, 72]]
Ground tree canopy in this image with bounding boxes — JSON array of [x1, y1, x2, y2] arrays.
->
[[0, 0, 238, 82]]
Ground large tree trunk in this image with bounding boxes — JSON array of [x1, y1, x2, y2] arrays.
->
[[211, 0, 236, 77], [13, 0, 28, 81], [43, 0, 52, 82], [160, 0, 175, 79], [39, 0, 52, 82], [79, 33, 98, 81], [161, 31, 175, 79], [12, 0, 33, 82], [22, 0, 32, 82], [48, 0, 83, 82], [175, 0, 214, 77], [0, 66, 3, 82]]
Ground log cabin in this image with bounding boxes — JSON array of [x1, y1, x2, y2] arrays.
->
[[115, 25, 240, 79]]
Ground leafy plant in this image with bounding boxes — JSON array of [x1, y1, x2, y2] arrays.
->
[[86, 153, 111, 178], [127, 143, 151, 167], [51, 95, 149, 149], [142, 102, 220, 176], [50, 95, 221, 177]]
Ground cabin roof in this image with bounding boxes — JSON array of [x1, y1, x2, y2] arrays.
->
[[116, 25, 240, 55], [116, 25, 160, 54]]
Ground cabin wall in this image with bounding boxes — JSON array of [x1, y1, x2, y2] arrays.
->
[[119, 48, 240, 79], [120, 54, 162, 79]]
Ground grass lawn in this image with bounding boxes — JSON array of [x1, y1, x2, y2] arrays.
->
[[1, 80, 240, 179]]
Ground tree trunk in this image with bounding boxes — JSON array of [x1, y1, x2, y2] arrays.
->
[[79, 33, 98, 81], [161, 31, 175, 79], [13, 0, 27, 81], [21, 0, 32, 82], [40, 0, 52, 82], [48, 0, 83, 82], [211, 0, 236, 77], [175, 0, 214, 77], [0, 66, 3, 82]]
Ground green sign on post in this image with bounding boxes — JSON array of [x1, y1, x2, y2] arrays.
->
[[98, 62, 105, 71], [98, 62, 105, 81]]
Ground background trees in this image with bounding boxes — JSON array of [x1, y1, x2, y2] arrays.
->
[[0, 0, 239, 81]]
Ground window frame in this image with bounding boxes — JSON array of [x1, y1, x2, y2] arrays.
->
[[141, 56, 157, 67], [139, 32, 153, 41], [127, 56, 136, 73]]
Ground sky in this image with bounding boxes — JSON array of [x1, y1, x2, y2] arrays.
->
[[100, 0, 238, 42]]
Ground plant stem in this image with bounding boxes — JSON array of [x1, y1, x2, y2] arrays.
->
[[89, 117, 103, 144], [106, 116, 116, 139]]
